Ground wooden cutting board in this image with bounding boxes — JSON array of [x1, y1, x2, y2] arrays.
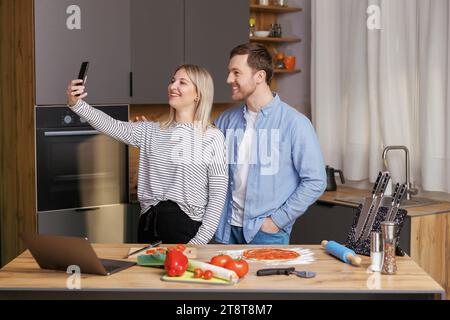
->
[[161, 270, 233, 285]]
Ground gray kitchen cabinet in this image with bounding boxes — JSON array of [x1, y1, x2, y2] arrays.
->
[[185, 0, 249, 103], [35, 0, 248, 105], [290, 202, 356, 245], [34, 0, 131, 105], [131, 0, 184, 104], [290, 202, 411, 255]]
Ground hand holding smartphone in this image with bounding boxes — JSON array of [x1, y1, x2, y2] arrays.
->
[[75, 61, 89, 97]]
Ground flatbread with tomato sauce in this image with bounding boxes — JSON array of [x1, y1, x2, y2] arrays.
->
[[243, 248, 300, 262]]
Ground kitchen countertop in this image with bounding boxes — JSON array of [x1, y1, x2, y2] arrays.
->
[[0, 244, 444, 300], [319, 186, 450, 218]]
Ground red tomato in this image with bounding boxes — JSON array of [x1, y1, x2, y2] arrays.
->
[[193, 268, 203, 278], [209, 254, 233, 267], [223, 259, 249, 278], [145, 249, 157, 254], [203, 270, 213, 280]]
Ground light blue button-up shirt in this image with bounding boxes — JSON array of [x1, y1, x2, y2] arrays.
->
[[214, 94, 327, 243]]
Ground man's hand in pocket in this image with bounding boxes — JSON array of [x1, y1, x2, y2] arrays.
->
[[260, 217, 280, 234]]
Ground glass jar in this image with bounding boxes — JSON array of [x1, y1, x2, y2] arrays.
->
[[381, 221, 397, 275], [273, 0, 287, 7]]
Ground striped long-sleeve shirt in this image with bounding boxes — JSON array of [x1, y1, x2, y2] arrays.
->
[[70, 100, 228, 244]]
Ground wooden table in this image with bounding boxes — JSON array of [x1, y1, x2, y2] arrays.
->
[[0, 244, 445, 300]]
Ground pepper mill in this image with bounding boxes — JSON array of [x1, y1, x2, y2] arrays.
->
[[381, 221, 397, 275]]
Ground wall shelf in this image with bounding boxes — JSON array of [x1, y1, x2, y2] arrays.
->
[[250, 4, 302, 14], [249, 0, 303, 87], [274, 68, 301, 74], [250, 36, 301, 43]]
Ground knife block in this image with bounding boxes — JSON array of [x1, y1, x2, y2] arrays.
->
[[345, 204, 408, 257]]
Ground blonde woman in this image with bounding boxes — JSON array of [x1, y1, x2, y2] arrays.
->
[[66, 65, 228, 244]]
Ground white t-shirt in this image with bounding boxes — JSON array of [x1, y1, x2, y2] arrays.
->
[[231, 110, 258, 227]]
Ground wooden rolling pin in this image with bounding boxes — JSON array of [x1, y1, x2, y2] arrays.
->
[[321, 240, 362, 266]]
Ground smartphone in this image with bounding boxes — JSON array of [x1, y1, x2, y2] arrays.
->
[[76, 61, 89, 96]]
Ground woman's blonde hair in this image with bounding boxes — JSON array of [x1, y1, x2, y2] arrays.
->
[[162, 64, 214, 132]]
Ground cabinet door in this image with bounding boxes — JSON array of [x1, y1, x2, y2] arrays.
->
[[185, 0, 249, 103], [290, 203, 357, 245], [131, 0, 184, 104], [35, 0, 130, 105]]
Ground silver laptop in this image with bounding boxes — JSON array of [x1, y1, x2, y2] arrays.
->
[[20, 232, 136, 276]]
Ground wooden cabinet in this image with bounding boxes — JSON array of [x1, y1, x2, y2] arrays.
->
[[1, 0, 36, 267], [185, 0, 249, 103], [410, 213, 450, 298], [34, 0, 131, 105]]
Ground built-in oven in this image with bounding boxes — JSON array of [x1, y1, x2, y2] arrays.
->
[[36, 105, 130, 243]]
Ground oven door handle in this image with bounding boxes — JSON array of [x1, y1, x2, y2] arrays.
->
[[44, 130, 100, 137], [75, 207, 101, 212]]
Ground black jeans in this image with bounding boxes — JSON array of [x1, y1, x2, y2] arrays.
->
[[138, 200, 201, 244]]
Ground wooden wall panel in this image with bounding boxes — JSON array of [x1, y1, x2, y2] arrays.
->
[[447, 215, 450, 299], [411, 214, 449, 298], [0, 0, 36, 267]]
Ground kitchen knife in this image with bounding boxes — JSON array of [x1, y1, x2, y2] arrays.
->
[[391, 183, 401, 203], [360, 172, 391, 240], [354, 172, 383, 241], [291, 270, 317, 278], [371, 172, 391, 214], [256, 268, 316, 278], [257, 268, 295, 276], [382, 183, 400, 209], [124, 240, 162, 258], [387, 183, 407, 222], [385, 183, 400, 220]]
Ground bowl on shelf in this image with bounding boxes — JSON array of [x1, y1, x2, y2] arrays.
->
[[254, 30, 270, 37]]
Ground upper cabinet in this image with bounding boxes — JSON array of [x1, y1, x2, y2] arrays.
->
[[130, 0, 184, 104], [34, 0, 248, 105], [185, 0, 249, 103], [133, 0, 249, 104], [34, 0, 131, 105]]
